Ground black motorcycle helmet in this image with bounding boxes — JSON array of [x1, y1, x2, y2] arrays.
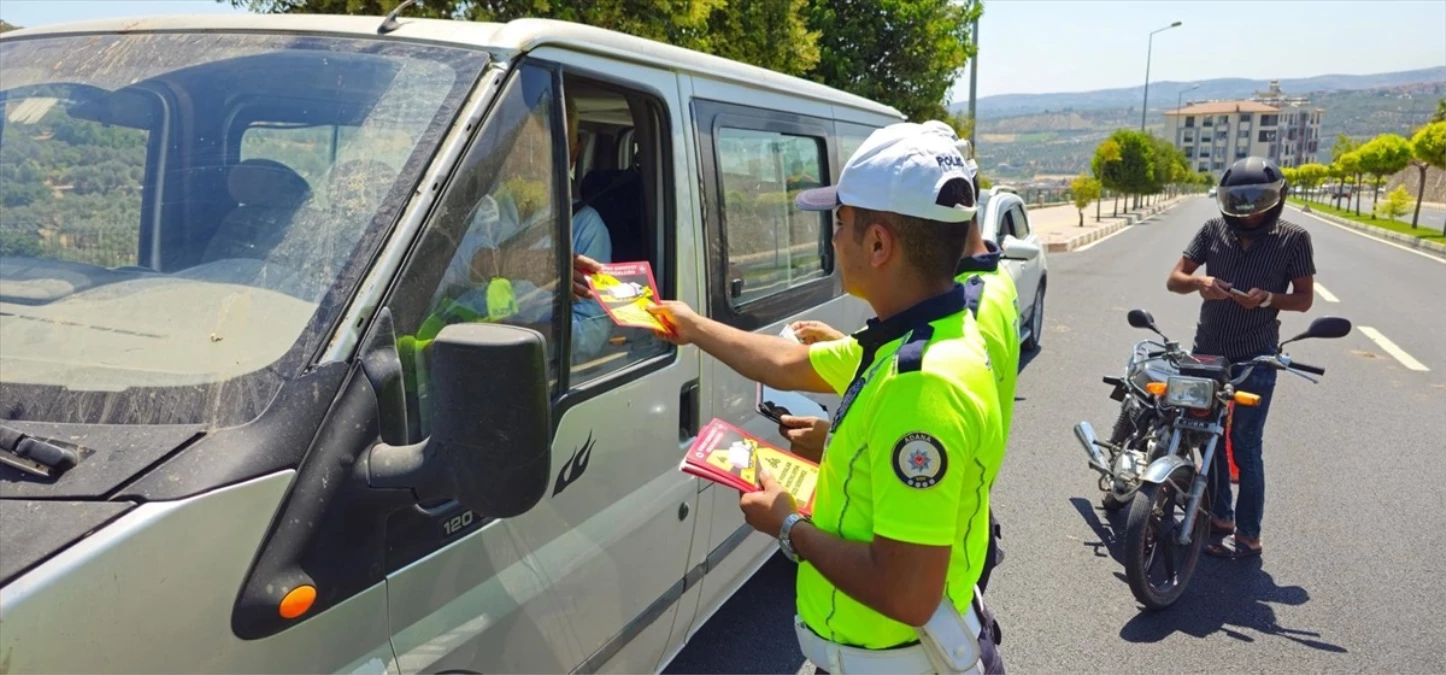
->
[[1217, 156, 1289, 233]]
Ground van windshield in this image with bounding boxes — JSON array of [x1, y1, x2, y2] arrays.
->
[[0, 31, 486, 427]]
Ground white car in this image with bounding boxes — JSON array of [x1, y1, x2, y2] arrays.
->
[[977, 186, 1049, 351], [1208, 186, 1218, 197]]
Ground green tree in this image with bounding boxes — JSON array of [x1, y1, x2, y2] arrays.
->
[[228, 0, 820, 77], [1408, 121, 1446, 231], [803, 0, 981, 120], [1379, 185, 1412, 221], [1326, 161, 1348, 208], [1108, 129, 1155, 210], [1146, 134, 1185, 199], [1431, 98, 1446, 124], [1295, 163, 1329, 204], [1332, 133, 1358, 164], [1070, 173, 1101, 226], [1355, 134, 1414, 219], [1091, 139, 1122, 217], [1338, 150, 1364, 215], [229, 0, 979, 121]]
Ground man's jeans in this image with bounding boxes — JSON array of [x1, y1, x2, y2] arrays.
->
[[1209, 365, 1277, 540]]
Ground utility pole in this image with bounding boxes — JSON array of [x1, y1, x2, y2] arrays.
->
[[967, 15, 979, 154]]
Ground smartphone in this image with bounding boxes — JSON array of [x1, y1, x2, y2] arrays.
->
[[1229, 287, 1251, 298]]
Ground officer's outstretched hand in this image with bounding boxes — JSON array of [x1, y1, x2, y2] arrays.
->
[[646, 300, 699, 344], [790, 320, 845, 344], [739, 467, 797, 538], [778, 414, 827, 463]]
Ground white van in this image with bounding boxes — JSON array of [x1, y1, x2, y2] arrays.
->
[[0, 13, 905, 674]]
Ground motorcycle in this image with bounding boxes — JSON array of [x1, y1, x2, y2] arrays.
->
[[1074, 309, 1352, 609]]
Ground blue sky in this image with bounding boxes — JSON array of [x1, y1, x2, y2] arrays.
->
[[4, 0, 1444, 99]]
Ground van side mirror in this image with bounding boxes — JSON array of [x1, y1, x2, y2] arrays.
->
[[369, 323, 551, 519], [1000, 236, 1040, 261]]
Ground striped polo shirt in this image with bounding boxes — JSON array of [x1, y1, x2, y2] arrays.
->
[[1183, 217, 1316, 361]]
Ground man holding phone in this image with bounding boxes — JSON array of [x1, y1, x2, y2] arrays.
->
[[1166, 156, 1315, 560]]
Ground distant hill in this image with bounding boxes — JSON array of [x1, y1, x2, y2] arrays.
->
[[963, 67, 1446, 182], [956, 66, 1446, 118], [0, 20, 21, 33]]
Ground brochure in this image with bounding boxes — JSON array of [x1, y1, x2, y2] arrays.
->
[[680, 418, 819, 516], [585, 261, 675, 335]]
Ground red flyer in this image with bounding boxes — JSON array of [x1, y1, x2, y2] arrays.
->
[[679, 418, 818, 516]]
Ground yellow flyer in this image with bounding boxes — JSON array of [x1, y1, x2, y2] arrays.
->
[[586, 261, 676, 335]]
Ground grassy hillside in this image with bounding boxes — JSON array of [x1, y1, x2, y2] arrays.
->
[[975, 80, 1445, 181], [956, 66, 1446, 118]]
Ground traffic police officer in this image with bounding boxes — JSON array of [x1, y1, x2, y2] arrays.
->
[[649, 123, 1006, 674]]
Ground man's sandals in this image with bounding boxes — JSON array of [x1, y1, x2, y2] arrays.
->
[[1205, 518, 1263, 559]]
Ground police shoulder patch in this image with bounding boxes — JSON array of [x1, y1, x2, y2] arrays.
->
[[892, 432, 948, 489]]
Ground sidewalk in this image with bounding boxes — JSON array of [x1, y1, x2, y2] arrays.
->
[[1029, 195, 1194, 253]]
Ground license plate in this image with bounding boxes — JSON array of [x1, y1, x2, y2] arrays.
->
[[1175, 417, 1217, 432]]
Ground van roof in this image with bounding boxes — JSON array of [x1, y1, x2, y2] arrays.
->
[[1, 14, 905, 120]]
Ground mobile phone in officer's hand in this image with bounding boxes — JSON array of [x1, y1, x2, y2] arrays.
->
[[1229, 287, 1251, 298]]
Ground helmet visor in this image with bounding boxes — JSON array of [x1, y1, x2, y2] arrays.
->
[[1217, 179, 1285, 217]]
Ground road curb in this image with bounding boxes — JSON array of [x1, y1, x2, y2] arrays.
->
[[1046, 197, 1191, 253], [1288, 204, 1446, 255]]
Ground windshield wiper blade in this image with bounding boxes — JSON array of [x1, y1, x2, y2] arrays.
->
[[0, 424, 80, 478]]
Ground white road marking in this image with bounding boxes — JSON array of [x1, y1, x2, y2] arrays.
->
[[1073, 223, 1136, 252], [1359, 326, 1430, 372], [1315, 283, 1340, 303], [1288, 206, 1446, 265]]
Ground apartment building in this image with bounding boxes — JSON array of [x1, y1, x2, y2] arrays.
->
[[1164, 81, 1323, 176]]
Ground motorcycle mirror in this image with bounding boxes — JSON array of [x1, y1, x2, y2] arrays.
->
[[1127, 309, 1157, 331], [1287, 316, 1353, 344]]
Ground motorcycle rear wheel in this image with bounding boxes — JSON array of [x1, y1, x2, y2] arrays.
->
[[1123, 476, 1209, 610]]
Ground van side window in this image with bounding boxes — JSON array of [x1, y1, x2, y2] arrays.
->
[[693, 101, 836, 329], [716, 128, 829, 307], [384, 62, 566, 438], [562, 73, 674, 385], [836, 121, 878, 167]]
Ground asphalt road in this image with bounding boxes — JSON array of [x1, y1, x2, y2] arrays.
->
[[664, 197, 1446, 675]]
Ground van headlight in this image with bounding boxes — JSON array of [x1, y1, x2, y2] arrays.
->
[[1164, 376, 1215, 410]]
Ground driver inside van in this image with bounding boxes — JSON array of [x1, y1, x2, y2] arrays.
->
[[424, 93, 613, 366]]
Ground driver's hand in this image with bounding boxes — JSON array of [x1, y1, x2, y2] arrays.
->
[[1198, 276, 1232, 301], [572, 254, 603, 303]]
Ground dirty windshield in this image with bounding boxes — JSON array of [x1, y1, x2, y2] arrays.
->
[[0, 32, 486, 426]]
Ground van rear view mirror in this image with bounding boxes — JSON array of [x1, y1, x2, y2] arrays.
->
[[369, 323, 551, 519]]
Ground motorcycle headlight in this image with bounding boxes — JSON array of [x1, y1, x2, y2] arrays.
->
[[1164, 376, 1215, 410]]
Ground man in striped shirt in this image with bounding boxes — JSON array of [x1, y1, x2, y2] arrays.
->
[[1167, 157, 1315, 560]]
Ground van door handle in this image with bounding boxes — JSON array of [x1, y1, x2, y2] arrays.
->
[[679, 379, 700, 442]]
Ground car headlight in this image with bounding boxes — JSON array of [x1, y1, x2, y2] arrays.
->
[[1164, 376, 1215, 410]]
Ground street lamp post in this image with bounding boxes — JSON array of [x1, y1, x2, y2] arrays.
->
[[1140, 21, 1183, 133], [1177, 83, 1199, 113]]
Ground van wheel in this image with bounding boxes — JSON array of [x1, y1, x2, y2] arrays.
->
[[1023, 282, 1044, 352]]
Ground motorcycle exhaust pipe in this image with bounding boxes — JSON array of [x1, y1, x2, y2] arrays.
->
[[1074, 422, 1111, 476]]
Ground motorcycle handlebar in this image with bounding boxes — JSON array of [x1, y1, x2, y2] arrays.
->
[[1291, 361, 1326, 376]]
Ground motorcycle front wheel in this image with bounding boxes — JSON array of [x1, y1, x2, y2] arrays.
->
[[1123, 476, 1210, 610]]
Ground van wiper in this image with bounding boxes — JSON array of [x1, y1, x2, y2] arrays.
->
[[0, 424, 80, 478]]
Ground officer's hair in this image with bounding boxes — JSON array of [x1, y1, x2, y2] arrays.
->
[[851, 178, 973, 282]]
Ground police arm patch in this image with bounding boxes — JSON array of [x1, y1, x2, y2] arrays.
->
[[892, 432, 948, 489]]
